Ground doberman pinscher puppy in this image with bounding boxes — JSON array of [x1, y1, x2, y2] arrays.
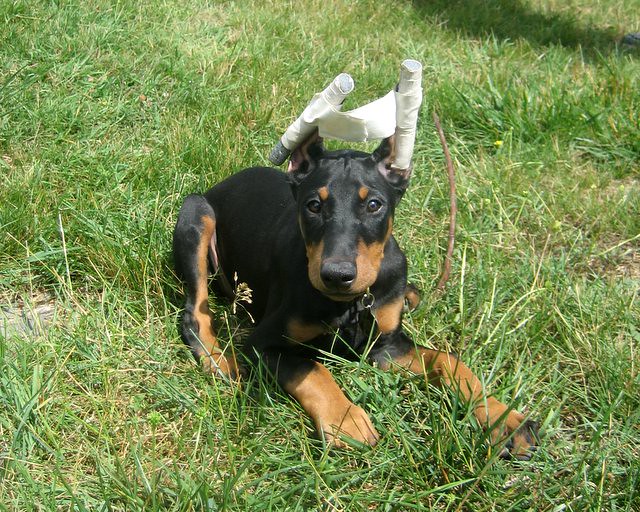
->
[[172, 134, 538, 459]]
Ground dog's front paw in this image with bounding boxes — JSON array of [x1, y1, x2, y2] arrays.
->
[[317, 403, 380, 448], [479, 400, 539, 460]]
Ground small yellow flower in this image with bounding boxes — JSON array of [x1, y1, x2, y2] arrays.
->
[[494, 140, 503, 148]]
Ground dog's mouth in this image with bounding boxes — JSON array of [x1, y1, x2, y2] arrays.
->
[[322, 290, 363, 302]]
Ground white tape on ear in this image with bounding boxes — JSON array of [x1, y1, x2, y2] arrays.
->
[[268, 61, 423, 168], [269, 73, 355, 165], [393, 59, 423, 171], [314, 91, 396, 142]]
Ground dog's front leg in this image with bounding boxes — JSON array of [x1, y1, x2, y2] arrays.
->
[[369, 328, 538, 459], [257, 346, 380, 448]]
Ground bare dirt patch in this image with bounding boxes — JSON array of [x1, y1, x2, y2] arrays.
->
[[588, 240, 640, 280], [0, 292, 56, 338]]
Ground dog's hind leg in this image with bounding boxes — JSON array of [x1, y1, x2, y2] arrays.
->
[[173, 194, 239, 380]]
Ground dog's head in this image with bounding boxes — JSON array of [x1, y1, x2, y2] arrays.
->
[[287, 134, 412, 301]]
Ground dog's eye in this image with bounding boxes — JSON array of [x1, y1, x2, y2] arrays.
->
[[366, 199, 383, 213], [307, 199, 322, 214]]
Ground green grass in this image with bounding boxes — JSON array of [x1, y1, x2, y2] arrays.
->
[[1, 0, 639, 510]]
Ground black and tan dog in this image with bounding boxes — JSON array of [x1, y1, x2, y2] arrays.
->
[[172, 134, 538, 459]]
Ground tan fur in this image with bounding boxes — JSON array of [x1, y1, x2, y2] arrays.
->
[[193, 216, 238, 377], [358, 186, 369, 200], [306, 219, 394, 297], [305, 240, 324, 292], [287, 318, 326, 343], [283, 362, 379, 447], [404, 287, 420, 311], [352, 218, 393, 291], [373, 296, 404, 333], [318, 186, 329, 201], [382, 347, 529, 453]]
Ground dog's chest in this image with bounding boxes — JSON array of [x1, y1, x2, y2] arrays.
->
[[287, 299, 375, 355]]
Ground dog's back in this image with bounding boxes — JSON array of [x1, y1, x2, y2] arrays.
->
[[204, 167, 303, 319]]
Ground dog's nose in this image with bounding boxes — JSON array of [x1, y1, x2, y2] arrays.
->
[[320, 260, 357, 289]]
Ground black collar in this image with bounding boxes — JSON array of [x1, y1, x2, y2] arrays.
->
[[334, 291, 375, 329]]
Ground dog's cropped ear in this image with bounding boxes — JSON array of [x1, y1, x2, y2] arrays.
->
[[373, 135, 412, 195], [287, 130, 325, 185]]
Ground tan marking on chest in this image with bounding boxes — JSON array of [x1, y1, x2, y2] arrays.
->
[[287, 318, 327, 343], [373, 296, 404, 334], [404, 285, 420, 311]]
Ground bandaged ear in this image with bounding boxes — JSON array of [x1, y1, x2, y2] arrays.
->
[[373, 136, 412, 193], [270, 60, 423, 171], [391, 59, 422, 171], [270, 74, 354, 167], [287, 130, 324, 182]]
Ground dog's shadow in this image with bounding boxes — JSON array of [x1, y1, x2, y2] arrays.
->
[[412, 0, 623, 56]]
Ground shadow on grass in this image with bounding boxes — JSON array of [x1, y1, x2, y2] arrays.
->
[[412, 0, 623, 55]]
